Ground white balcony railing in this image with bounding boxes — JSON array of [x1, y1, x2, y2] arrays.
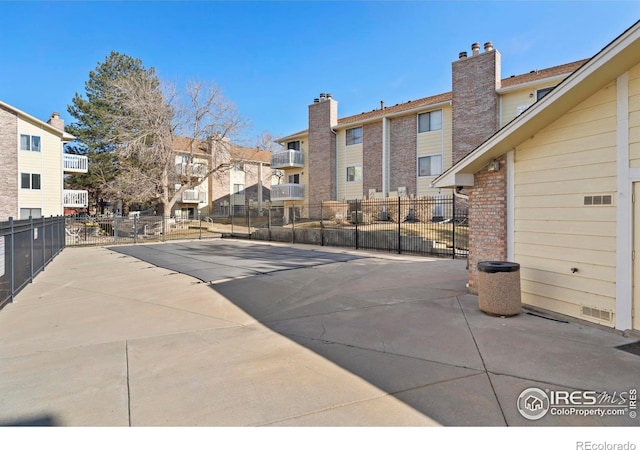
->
[[181, 189, 206, 203], [63, 154, 88, 173], [63, 190, 89, 208], [176, 162, 208, 178], [270, 183, 305, 201], [270, 150, 304, 169]]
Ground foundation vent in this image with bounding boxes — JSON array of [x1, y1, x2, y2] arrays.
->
[[584, 195, 612, 205], [581, 306, 613, 323]]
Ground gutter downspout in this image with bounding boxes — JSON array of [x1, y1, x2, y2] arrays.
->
[[331, 127, 338, 200], [382, 117, 388, 198]]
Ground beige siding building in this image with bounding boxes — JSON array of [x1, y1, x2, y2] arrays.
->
[[274, 47, 585, 217], [170, 136, 272, 219], [434, 20, 640, 332], [0, 101, 87, 221]]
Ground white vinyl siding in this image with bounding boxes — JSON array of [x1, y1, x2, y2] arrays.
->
[[17, 118, 64, 216], [417, 106, 452, 196], [336, 129, 363, 200], [500, 82, 561, 127], [628, 63, 640, 167], [513, 82, 617, 323]]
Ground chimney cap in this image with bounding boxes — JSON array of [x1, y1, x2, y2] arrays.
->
[[459, 51, 467, 59], [484, 41, 494, 51]]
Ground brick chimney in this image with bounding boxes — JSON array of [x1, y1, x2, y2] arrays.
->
[[308, 93, 338, 205], [47, 112, 64, 132], [452, 41, 501, 164]]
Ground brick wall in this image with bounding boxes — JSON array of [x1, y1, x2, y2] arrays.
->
[[362, 121, 382, 196], [452, 48, 501, 164], [308, 98, 337, 206], [467, 156, 507, 293], [0, 106, 18, 220], [389, 115, 417, 196]]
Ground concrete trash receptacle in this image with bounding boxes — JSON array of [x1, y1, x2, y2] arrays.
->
[[477, 261, 521, 317]]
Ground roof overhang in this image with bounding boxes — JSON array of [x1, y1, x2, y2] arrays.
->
[[0, 100, 76, 141], [433, 19, 640, 188]]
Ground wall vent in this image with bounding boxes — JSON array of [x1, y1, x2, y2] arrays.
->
[[581, 306, 612, 323], [584, 195, 612, 206]]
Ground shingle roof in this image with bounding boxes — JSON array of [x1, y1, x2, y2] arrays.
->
[[172, 136, 271, 164], [500, 59, 589, 88], [277, 59, 589, 140], [338, 92, 453, 126]]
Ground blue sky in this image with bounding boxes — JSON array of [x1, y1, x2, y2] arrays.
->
[[1, 1, 639, 146]]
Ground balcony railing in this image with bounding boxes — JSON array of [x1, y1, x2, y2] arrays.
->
[[63, 154, 88, 173], [176, 162, 208, 178], [63, 190, 89, 208], [270, 150, 304, 169], [271, 183, 305, 201], [181, 189, 207, 203]]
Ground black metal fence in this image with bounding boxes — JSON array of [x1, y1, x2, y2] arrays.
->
[[65, 196, 468, 259], [0, 216, 66, 310], [64, 214, 223, 247], [249, 196, 468, 258]]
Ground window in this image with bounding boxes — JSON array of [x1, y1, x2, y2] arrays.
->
[[21, 173, 41, 189], [346, 127, 363, 146], [288, 174, 300, 184], [20, 134, 41, 152], [233, 184, 244, 194], [346, 165, 363, 182], [418, 110, 443, 133], [19, 208, 42, 220], [536, 87, 554, 101], [418, 155, 442, 177], [287, 141, 301, 151]]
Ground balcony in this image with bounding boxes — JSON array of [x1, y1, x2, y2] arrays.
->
[[181, 189, 206, 203], [176, 162, 208, 178], [270, 150, 304, 169], [63, 154, 88, 173], [271, 183, 305, 201], [63, 190, 89, 208]]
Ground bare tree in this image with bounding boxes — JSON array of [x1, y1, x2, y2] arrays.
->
[[254, 130, 285, 184], [105, 76, 247, 219]]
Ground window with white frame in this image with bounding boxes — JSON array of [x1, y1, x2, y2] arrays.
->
[[346, 127, 363, 146], [418, 110, 443, 133], [346, 165, 363, 182], [21, 173, 41, 189], [20, 134, 41, 152], [536, 87, 554, 101], [418, 155, 442, 177], [287, 141, 301, 151], [19, 208, 42, 220]]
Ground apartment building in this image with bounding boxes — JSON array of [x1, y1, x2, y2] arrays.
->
[[171, 136, 272, 219], [273, 42, 587, 214], [0, 101, 88, 221]]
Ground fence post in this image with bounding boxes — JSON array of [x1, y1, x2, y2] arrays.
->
[[320, 202, 324, 246], [354, 199, 359, 250], [198, 211, 202, 240], [246, 198, 251, 240], [42, 216, 46, 269], [268, 202, 272, 241], [9, 217, 14, 304], [291, 205, 295, 244], [29, 216, 34, 282], [114, 214, 119, 245], [134, 214, 138, 244], [452, 195, 456, 260], [398, 197, 402, 254]]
